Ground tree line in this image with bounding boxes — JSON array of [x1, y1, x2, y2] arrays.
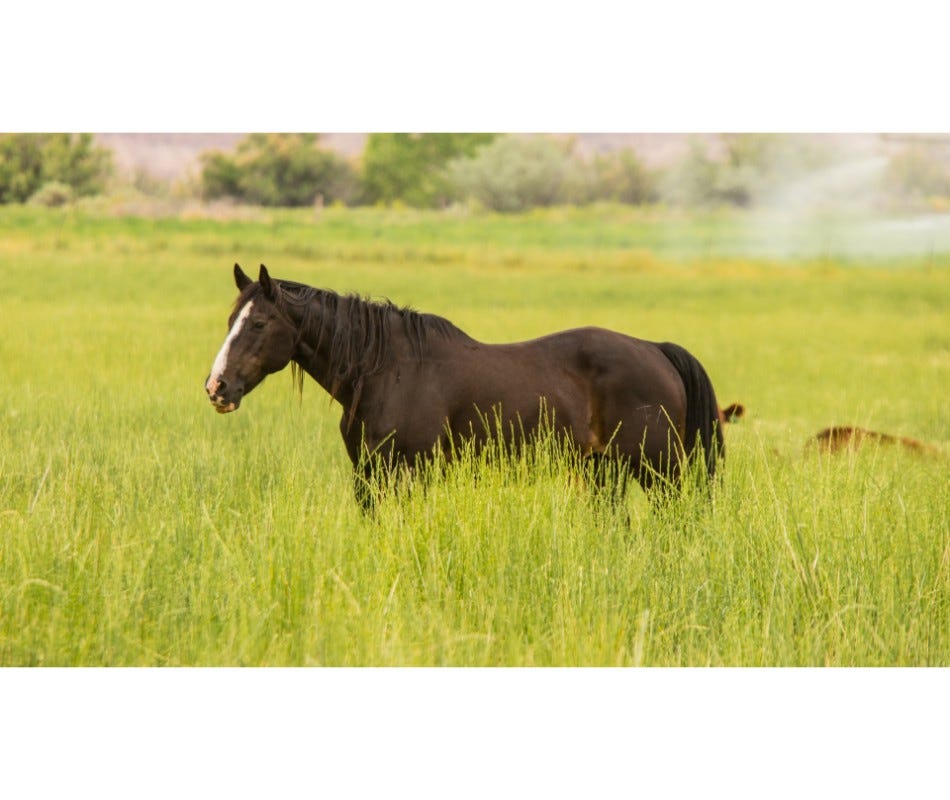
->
[[199, 132, 660, 210], [2, 132, 949, 212]]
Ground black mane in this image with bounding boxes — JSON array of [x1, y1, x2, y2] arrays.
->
[[234, 278, 470, 403]]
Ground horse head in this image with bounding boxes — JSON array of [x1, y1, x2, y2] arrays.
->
[[205, 264, 298, 413]]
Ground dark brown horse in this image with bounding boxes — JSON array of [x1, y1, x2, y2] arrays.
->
[[205, 264, 725, 508]]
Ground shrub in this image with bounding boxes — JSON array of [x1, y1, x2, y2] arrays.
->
[[446, 136, 661, 211], [200, 134, 359, 207], [28, 181, 75, 207], [660, 134, 837, 208], [583, 148, 658, 205], [447, 135, 580, 212], [885, 144, 950, 202], [0, 134, 112, 204], [659, 138, 722, 207]]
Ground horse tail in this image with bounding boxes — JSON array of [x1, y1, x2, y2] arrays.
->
[[657, 341, 724, 480]]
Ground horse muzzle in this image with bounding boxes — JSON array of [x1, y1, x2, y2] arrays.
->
[[205, 374, 243, 413]]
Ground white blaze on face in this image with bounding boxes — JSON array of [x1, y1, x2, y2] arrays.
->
[[206, 301, 254, 396]]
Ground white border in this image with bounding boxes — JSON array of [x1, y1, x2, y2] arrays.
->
[[3, 2, 948, 131], [2, 668, 946, 798]]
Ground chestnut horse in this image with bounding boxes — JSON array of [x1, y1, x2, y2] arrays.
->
[[206, 265, 725, 509]]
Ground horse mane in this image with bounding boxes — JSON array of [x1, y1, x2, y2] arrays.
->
[[235, 278, 470, 410]]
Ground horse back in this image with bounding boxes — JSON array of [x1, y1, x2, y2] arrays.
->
[[437, 326, 687, 454]]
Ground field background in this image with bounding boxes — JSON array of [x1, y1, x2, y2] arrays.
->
[[1, 204, 947, 666]]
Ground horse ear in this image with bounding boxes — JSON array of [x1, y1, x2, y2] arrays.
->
[[721, 403, 746, 423], [259, 264, 275, 299], [234, 263, 252, 291]]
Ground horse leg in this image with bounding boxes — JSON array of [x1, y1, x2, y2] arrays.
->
[[344, 420, 407, 514], [353, 462, 378, 514], [587, 452, 632, 525], [349, 440, 395, 515], [353, 445, 427, 515], [636, 437, 717, 508]]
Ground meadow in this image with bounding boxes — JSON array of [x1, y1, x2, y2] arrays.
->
[[0, 204, 947, 666]]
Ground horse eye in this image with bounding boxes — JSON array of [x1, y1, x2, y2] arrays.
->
[[252, 320, 267, 330]]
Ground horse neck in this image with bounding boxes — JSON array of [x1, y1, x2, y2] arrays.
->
[[290, 293, 394, 409]]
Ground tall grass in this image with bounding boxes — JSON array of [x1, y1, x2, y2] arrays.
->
[[1, 206, 947, 665]]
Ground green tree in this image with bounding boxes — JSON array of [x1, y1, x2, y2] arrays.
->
[[0, 133, 112, 204], [201, 134, 358, 207], [360, 133, 497, 207]]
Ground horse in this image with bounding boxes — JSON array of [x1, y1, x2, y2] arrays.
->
[[205, 264, 725, 510], [810, 425, 937, 454]]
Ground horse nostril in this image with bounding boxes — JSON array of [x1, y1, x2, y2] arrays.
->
[[216, 379, 228, 395]]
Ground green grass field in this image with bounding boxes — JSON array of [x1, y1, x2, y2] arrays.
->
[[1, 204, 947, 665]]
